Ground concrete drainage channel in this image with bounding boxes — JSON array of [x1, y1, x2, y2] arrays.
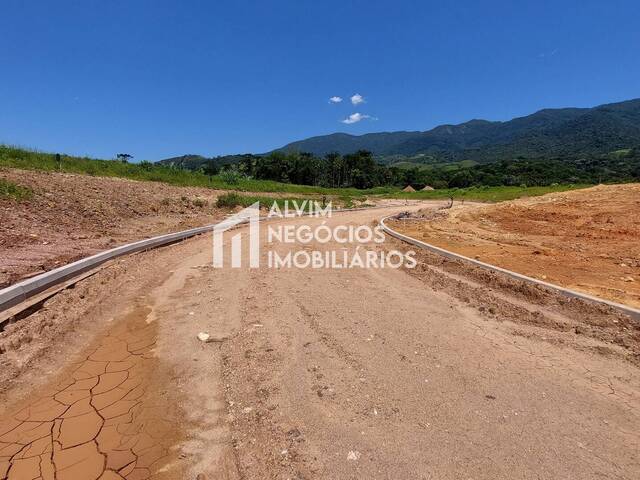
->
[[380, 215, 640, 321], [0, 204, 400, 324]]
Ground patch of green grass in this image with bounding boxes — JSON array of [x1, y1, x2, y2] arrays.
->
[[458, 159, 478, 168], [337, 195, 355, 209], [608, 149, 632, 159], [215, 192, 322, 210], [216, 192, 256, 208], [231, 179, 399, 196], [214, 191, 363, 211], [0, 178, 32, 201], [387, 184, 592, 202], [390, 159, 477, 172]]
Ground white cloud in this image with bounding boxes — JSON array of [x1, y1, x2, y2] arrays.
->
[[341, 112, 373, 124], [538, 48, 558, 58], [350, 94, 365, 105], [329, 96, 343, 103]]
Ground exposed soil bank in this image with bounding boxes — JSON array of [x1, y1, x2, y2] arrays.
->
[[0, 168, 229, 289], [390, 184, 640, 308]]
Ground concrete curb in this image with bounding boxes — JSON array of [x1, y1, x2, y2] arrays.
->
[[379, 215, 640, 321], [0, 223, 222, 313], [0, 203, 408, 314]]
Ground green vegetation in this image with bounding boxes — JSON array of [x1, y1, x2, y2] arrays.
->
[[400, 153, 640, 189], [0, 145, 624, 206], [0, 145, 397, 197], [216, 192, 329, 210], [163, 148, 640, 191], [0, 178, 32, 201], [271, 98, 640, 163], [221, 98, 638, 188], [218, 168, 242, 185], [609, 149, 632, 159]]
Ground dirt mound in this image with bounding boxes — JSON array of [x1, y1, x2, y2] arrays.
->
[[0, 168, 225, 288], [391, 184, 640, 308]]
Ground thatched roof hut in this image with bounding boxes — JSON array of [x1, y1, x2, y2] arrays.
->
[[422, 185, 435, 191], [402, 185, 416, 193]]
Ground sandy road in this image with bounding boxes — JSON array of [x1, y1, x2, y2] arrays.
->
[[1, 203, 639, 479]]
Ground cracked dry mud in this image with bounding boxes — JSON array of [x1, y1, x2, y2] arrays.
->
[[0, 306, 174, 480]]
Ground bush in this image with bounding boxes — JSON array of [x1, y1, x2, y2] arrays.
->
[[139, 160, 154, 171], [216, 192, 243, 208], [219, 168, 242, 185]]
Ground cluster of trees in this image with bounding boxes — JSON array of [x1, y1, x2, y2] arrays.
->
[[404, 151, 640, 188], [203, 150, 403, 189], [199, 148, 640, 190]]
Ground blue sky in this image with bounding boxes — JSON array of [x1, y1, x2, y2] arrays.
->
[[1, 0, 639, 160]]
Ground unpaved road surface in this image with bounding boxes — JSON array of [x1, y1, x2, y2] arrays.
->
[[1, 204, 639, 479], [391, 184, 640, 308]]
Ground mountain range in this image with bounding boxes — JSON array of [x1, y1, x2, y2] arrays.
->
[[159, 98, 640, 169]]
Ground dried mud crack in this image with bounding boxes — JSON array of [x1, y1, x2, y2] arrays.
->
[[0, 306, 176, 480]]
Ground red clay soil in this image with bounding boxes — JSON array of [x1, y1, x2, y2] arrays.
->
[[0, 306, 177, 480], [0, 168, 225, 288], [390, 184, 640, 308]]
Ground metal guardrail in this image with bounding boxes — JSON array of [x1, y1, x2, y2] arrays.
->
[[380, 215, 640, 321]]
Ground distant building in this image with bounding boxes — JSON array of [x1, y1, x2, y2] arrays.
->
[[402, 185, 416, 192], [422, 185, 435, 191]]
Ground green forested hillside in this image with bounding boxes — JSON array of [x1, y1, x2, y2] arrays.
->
[[273, 98, 640, 163], [160, 98, 640, 176], [161, 148, 640, 190]]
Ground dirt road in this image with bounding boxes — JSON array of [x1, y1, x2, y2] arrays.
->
[[1, 204, 639, 479]]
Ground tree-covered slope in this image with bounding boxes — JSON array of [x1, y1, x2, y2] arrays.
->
[[273, 98, 640, 162]]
